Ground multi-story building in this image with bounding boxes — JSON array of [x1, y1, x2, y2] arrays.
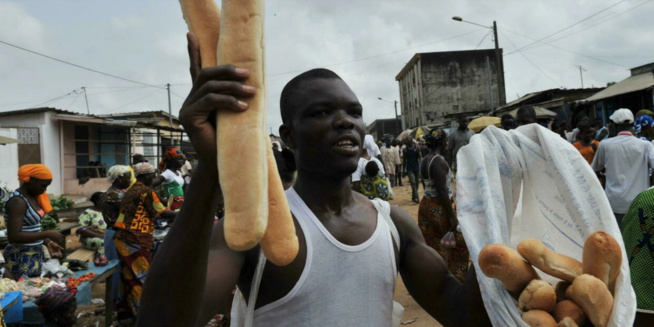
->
[[396, 49, 505, 128]]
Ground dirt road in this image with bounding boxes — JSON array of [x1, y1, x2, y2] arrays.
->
[[389, 179, 443, 327]]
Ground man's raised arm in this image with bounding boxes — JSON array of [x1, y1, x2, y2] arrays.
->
[[391, 206, 491, 327]]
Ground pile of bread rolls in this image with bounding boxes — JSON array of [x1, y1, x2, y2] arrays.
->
[[478, 231, 622, 327]]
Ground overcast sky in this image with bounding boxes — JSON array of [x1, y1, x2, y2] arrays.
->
[[1, 0, 653, 133]]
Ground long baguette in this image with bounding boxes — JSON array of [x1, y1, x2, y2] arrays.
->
[[260, 141, 298, 266], [178, 0, 221, 68], [217, 0, 268, 251]]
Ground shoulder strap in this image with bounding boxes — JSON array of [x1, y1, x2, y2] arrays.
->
[[371, 199, 400, 248], [425, 155, 439, 180], [243, 249, 267, 327]]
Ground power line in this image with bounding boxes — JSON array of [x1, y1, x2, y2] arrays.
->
[[505, 0, 628, 56], [502, 28, 627, 68], [267, 29, 485, 77], [112, 90, 160, 111], [0, 39, 164, 88], [501, 31, 562, 87], [475, 30, 492, 50]]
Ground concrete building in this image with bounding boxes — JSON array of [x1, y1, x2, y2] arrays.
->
[[0, 108, 185, 196], [395, 49, 505, 128], [366, 118, 403, 141]]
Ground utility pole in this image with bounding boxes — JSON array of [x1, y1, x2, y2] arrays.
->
[[493, 21, 506, 106], [577, 65, 587, 88], [82, 87, 90, 114], [167, 83, 173, 146], [486, 57, 494, 113]]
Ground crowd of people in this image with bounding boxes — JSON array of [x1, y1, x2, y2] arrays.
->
[[3, 31, 654, 327]]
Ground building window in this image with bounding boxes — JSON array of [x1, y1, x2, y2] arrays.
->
[[74, 125, 129, 179]]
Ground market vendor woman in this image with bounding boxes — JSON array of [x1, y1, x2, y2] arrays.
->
[[2, 164, 64, 279]]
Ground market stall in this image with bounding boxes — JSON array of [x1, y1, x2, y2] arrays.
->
[[1, 260, 119, 326]]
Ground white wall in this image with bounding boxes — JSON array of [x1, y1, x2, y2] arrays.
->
[[0, 128, 20, 191], [0, 111, 63, 195]]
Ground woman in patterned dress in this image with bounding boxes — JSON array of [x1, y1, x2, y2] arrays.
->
[[417, 129, 469, 282]]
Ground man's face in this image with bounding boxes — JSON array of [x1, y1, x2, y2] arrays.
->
[[284, 78, 365, 178], [516, 113, 536, 126], [502, 118, 515, 130], [580, 128, 595, 143], [458, 119, 468, 130]]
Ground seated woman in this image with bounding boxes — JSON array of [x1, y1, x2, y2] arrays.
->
[[3, 164, 64, 279], [75, 192, 108, 266], [35, 285, 77, 327]]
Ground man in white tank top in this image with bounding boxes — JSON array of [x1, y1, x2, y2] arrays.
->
[[140, 34, 491, 327]]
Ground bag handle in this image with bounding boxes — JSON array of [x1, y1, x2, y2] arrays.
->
[[371, 199, 400, 248], [243, 249, 266, 327]]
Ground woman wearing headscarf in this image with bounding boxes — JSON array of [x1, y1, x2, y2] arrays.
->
[[114, 162, 176, 318], [101, 165, 133, 304], [35, 285, 77, 327], [152, 147, 186, 210], [417, 129, 469, 282], [634, 112, 654, 141], [2, 164, 65, 279]]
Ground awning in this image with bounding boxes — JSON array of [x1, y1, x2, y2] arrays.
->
[[0, 135, 20, 144], [585, 72, 654, 102], [499, 106, 557, 119]]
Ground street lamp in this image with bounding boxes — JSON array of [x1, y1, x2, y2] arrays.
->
[[452, 16, 506, 110], [378, 97, 405, 130]]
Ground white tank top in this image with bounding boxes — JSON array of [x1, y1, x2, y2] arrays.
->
[[250, 188, 398, 326]]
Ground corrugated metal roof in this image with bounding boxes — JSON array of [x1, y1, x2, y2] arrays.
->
[[586, 72, 654, 101], [0, 107, 101, 118]]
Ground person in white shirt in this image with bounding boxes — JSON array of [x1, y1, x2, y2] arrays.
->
[[363, 134, 382, 161], [591, 108, 654, 225]]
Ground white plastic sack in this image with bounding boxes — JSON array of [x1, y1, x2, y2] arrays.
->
[[456, 124, 636, 327]]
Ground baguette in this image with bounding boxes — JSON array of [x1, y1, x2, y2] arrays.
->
[[517, 239, 582, 283], [553, 300, 586, 326], [178, 0, 221, 67], [582, 231, 622, 294], [565, 274, 613, 327], [478, 243, 540, 297], [217, 0, 268, 251], [260, 142, 299, 266], [522, 310, 557, 327], [519, 279, 556, 312]]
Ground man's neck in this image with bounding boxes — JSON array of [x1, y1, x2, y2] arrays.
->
[[293, 169, 355, 217]]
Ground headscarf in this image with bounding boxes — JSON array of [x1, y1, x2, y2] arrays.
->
[[634, 115, 654, 135], [17, 164, 53, 213], [158, 147, 184, 171], [363, 135, 381, 157], [133, 162, 155, 176], [107, 165, 135, 186], [35, 285, 76, 317], [635, 109, 654, 118]]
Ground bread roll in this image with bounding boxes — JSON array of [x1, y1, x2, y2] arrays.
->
[[217, 0, 268, 251], [522, 310, 557, 327], [178, 0, 221, 67], [557, 317, 579, 327], [517, 239, 582, 283], [582, 231, 622, 294], [554, 281, 570, 302], [565, 274, 613, 327], [519, 279, 556, 312], [478, 243, 540, 297], [553, 300, 586, 326], [260, 143, 299, 266]]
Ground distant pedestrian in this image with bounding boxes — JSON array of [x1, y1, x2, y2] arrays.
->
[[152, 147, 186, 210], [500, 114, 515, 130], [634, 114, 654, 141], [392, 140, 403, 186], [380, 141, 400, 187], [132, 153, 148, 165], [446, 117, 474, 172], [404, 140, 421, 203], [516, 105, 537, 126], [572, 123, 599, 165], [591, 108, 654, 225], [593, 117, 609, 141]]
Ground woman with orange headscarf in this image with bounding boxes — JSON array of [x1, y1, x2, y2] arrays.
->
[[151, 147, 186, 210], [2, 164, 65, 279]]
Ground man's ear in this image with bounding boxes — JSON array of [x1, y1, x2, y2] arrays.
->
[[280, 124, 295, 149]]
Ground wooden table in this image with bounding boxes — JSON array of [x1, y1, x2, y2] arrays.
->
[[57, 222, 80, 236]]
